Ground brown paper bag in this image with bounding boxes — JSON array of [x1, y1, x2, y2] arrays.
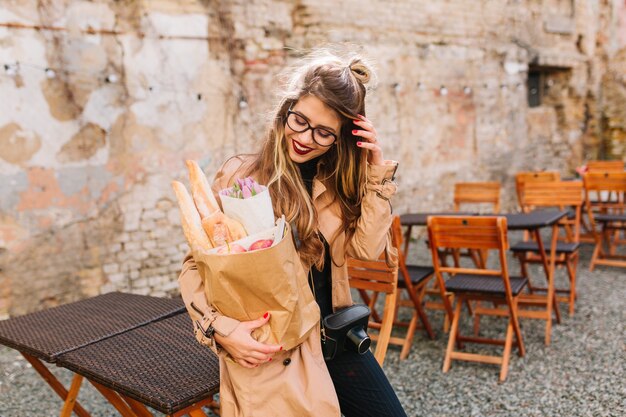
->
[[193, 223, 319, 351]]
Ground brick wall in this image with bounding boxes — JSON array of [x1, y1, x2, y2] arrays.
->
[[0, 0, 623, 315]]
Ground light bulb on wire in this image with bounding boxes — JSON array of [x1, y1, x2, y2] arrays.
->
[[45, 68, 56, 79]]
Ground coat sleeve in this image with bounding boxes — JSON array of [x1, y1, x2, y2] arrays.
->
[[345, 160, 398, 261], [177, 156, 247, 353]]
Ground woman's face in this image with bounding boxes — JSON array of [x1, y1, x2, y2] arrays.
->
[[285, 95, 341, 164]]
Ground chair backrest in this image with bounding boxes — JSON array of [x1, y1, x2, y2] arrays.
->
[[586, 160, 624, 173], [515, 171, 561, 209], [347, 244, 398, 365], [453, 182, 501, 213], [521, 181, 584, 242], [427, 216, 510, 283], [582, 172, 626, 216]]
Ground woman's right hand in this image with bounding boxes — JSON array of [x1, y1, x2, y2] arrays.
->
[[214, 312, 283, 368]]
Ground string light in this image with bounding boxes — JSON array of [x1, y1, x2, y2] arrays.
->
[[439, 85, 448, 96], [44, 68, 56, 79], [4, 63, 19, 77], [238, 97, 248, 109], [105, 73, 118, 83], [463, 86, 472, 95]]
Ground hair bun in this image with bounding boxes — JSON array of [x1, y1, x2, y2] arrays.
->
[[349, 59, 371, 85]]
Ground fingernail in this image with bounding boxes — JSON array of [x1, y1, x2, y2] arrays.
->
[[280, 346, 283, 351], [263, 312, 269, 319], [353, 119, 360, 123], [357, 114, 364, 118], [357, 142, 362, 146], [268, 358, 272, 362], [352, 130, 358, 134]]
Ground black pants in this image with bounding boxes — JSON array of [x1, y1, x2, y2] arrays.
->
[[325, 350, 408, 417]]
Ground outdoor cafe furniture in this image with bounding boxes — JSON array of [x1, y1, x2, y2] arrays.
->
[[583, 171, 626, 270], [514, 171, 561, 211], [347, 251, 399, 366], [509, 181, 583, 316], [400, 210, 568, 346], [390, 216, 436, 357], [451, 181, 501, 268], [427, 216, 527, 382], [0, 292, 220, 417]]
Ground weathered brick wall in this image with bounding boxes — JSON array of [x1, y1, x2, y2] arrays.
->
[[0, 0, 623, 316]]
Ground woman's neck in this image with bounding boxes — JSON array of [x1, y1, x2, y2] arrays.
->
[[297, 156, 321, 195]]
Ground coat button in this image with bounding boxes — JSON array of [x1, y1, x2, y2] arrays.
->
[[282, 358, 291, 366]]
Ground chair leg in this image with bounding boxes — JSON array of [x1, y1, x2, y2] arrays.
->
[[589, 233, 602, 272], [473, 301, 482, 336], [499, 319, 514, 382], [400, 312, 418, 360], [517, 255, 534, 293], [565, 255, 577, 316], [443, 299, 463, 373]]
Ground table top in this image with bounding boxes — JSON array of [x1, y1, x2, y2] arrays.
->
[[400, 210, 568, 230], [0, 292, 185, 362], [57, 313, 220, 415]]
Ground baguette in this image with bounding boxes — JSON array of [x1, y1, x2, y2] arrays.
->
[[171, 181, 213, 250], [186, 160, 220, 218], [201, 210, 247, 247]]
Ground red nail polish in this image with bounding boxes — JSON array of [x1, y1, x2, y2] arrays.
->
[[263, 312, 269, 319], [357, 142, 362, 146], [357, 114, 364, 118], [268, 357, 272, 362], [280, 346, 283, 351], [352, 130, 358, 134]]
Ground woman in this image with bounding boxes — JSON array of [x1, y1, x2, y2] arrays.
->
[[179, 49, 406, 417]]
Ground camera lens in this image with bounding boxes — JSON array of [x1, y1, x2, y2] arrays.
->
[[346, 327, 371, 355]]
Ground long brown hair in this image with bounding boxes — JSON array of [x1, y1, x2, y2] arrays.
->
[[246, 49, 375, 269]]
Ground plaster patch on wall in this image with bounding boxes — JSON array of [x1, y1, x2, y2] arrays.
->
[[17, 167, 90, 214], [0, 171, 28, 211], [0, 123, 42, 165], [57, 123, 107, 162], [41, 77, 83, 121], [56, 165, 120, 204]]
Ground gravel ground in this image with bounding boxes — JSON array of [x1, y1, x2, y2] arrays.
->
[[1, 238, 624, 417]]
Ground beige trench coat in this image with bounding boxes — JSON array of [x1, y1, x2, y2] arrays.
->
[[178, 155, 398, 417]]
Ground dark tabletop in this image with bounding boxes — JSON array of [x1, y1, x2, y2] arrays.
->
[[0, 292, 185, 362], [400, 210, 568, 230], [57, 313, 220, 415]]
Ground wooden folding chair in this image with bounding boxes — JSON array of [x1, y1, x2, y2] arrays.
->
[[347, 253, 398, 366], [388, 216, 437, 359], [581, 161, 624, 242], [450, 182, 501, 267], [509, 181, 583, 316], [515, 171, 561, 211], [583, 172, 626, 270], [454, 182, 501, 213], [428, 216, 527, 382], [586, 160, 625, 172]]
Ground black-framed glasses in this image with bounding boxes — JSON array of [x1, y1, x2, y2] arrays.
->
[[286, 108, 338, 147]]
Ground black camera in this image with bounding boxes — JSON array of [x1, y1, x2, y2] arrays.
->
[[321, 304, 371, 360]]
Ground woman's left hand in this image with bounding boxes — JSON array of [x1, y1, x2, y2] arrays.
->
[[352, 115, 385, 166]]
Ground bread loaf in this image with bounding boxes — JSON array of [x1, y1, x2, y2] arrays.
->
[[201, 210, 247, 247], [186, 160, 220, 218], [171, 181, 213, 249]]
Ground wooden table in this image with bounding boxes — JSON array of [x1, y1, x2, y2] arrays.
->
[[400, 210, 568, 345], [0, 292, 220, 417]]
